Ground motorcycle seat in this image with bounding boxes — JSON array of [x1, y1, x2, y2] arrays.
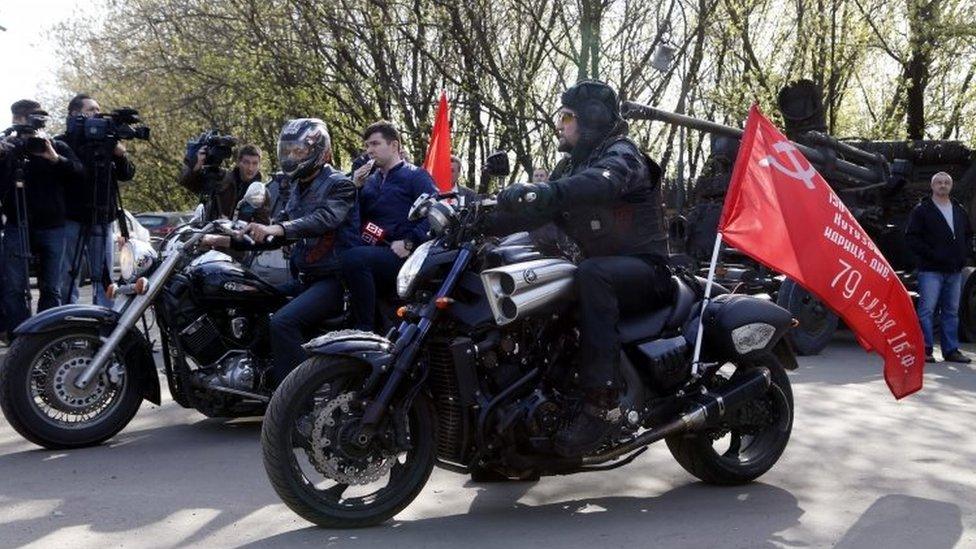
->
[[618, 276, 697, 343]]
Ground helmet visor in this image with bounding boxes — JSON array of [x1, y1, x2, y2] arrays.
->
[[278, 139, 313, 175]]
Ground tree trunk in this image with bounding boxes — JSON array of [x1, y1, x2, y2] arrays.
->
[[904, 0, 937, 140]]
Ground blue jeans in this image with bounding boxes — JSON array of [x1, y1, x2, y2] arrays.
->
[[61, 220, 114, 307], [339, 246, 404, 331], [917, 270, 962, 354], [269, 277, 344, 386], [1, 224, 66, 331]]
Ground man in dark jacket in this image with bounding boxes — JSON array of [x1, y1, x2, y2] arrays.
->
[[450, 155, 479, 204], [905, 171, 974, 363], [205, 119, 360, 387], [179, 143, 264, 220], [57, 94, 136, 307], [0, 99, 84, 332], [340, 121, 437, 331], [492, 80, 672, 456]]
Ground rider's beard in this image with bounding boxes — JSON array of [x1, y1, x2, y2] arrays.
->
[[557, 135, 574, 153]]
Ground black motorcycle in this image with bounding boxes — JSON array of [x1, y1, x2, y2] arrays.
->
[[0, 185, 333, 449], [261, 192, 798, 528]]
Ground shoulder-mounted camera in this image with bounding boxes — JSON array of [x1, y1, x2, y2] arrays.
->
[[3, 112, 50, 156], [67, 107, 151, 144], [185, 130, 238, 169]]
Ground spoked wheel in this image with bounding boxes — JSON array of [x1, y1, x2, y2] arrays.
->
[[261, 357, 436, 528], [666, 351, 794, 485], [0, 329, 144, 449]]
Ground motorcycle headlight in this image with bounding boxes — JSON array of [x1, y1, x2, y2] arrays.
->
[[396, 240, 435, 298], [427, 201, 455, 236], [119, 239, 157, 282]]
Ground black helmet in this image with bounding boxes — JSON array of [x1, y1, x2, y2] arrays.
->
[[560, 80, 624, 147], [277, 118, 330, 180]]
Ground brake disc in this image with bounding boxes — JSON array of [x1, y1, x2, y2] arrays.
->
[[306, 392, 396, 485]]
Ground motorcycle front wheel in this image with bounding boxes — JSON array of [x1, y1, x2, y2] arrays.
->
[[0, 328, 144, 449], [261, 356, 436, 528]]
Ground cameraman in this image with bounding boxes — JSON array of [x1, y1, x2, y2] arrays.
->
[[58, 94, 136, 306], [0, 99, 84, 332], [179, 141, 264, 221]]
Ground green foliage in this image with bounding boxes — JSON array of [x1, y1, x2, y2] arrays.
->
[[53, 0, 976, 209]]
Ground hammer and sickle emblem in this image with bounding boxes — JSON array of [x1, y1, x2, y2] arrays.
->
[[758, 141, 817, 190]]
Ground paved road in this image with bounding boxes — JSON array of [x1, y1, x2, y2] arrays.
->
[[1, 331, 974, 548]]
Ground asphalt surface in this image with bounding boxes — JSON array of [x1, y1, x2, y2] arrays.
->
[[1, 317, 975, 548]]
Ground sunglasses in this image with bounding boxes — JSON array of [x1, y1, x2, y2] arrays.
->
[[555, 110, 577, 125]]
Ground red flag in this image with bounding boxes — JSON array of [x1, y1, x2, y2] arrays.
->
[[720, 105, 924, 399], [423, 91, 453, 192]]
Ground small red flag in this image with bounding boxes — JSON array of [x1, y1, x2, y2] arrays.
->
[[423, 91, 453, 192], [720, 105, 925, 399]]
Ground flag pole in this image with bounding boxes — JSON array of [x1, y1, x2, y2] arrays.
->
[[692, 231, 723, 376]]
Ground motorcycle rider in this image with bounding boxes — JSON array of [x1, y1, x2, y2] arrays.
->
[[203, 118, 360, 388], [491, 80, 673, 457]]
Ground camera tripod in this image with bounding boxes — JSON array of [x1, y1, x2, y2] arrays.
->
[[198, 166, 228, 222], [9, 156, 34, 313], [65, 143, 128, 304]]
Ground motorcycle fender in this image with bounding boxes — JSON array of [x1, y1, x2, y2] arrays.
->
[[13, 304, 162, 405], [684, 294, 794, 363], [14, 304, 120, 335], [302, 330, 394, 388]]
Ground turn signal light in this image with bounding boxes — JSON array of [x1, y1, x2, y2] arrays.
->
[[106, 284, 118, 300], [396, 306, 408, 318], [134, 278, 149, 295]]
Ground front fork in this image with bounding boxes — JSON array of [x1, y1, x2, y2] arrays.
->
[[357, 246, 474, 435], [74, 228, 208, 389]]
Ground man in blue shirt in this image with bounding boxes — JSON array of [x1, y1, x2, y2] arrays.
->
[[342, 121, 437, 331]]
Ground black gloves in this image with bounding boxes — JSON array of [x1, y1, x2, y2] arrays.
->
[[497, 182, 556, 212]]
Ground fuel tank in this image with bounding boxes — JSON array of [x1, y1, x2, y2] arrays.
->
[[186, 252, 288, 311]]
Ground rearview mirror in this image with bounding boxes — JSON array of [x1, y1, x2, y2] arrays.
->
[[243, 182, 267, 208], [484, 150, 510, 177]]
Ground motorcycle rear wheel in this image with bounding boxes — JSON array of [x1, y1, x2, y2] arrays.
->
[[261, 356, 436, 528], [665, 352, 793, 485]]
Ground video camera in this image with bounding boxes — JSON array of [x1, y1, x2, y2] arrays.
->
[[185, 130, 238, 169], [66, 107, 151, 144], [2, 112, 50, 156]]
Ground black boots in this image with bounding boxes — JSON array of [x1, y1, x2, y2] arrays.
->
[[943, 350, 972, 364], [553, 388, 622, 457]]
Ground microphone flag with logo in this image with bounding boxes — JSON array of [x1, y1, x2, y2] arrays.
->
[[718, 105, 925, 399]]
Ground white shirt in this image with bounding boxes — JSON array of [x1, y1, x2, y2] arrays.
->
[[935, 200, 954, 236]]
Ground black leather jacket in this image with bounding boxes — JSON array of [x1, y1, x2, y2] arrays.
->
[[490, 131, 668, 260]]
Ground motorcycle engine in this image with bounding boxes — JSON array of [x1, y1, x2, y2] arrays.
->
[[519, 390, 566, 438], [206, 352, 258, 392], [179, 314, 228, 366]]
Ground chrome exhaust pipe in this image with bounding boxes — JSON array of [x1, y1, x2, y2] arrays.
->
[[481, 258, 577, 325], [582, 367, 771, 465], [497, 279, 574, 321]]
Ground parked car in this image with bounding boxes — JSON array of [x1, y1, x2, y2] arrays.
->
[[135, 211, 193, 247]]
